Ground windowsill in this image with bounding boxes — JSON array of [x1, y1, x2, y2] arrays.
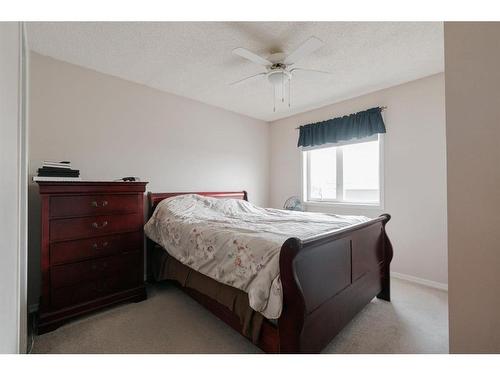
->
[[304, 200, 384, 211]]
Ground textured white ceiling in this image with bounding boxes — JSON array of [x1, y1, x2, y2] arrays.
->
[[26, 22, 444, 121]]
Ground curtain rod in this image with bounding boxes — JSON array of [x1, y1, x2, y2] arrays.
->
[[294, 106, 387, 130]]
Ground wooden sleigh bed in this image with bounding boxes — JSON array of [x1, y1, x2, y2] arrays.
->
[[146, 191, 393, 354]]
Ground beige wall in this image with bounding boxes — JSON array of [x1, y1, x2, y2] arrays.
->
[[269, 74, 448, 286], [28, 52, 270, 305], [445, 22, 500, 353]]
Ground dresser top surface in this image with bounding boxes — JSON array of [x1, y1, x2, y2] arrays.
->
[[37, 181, 148, 194]]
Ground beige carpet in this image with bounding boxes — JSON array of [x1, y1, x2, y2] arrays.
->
[[32, 278, 448, 354]]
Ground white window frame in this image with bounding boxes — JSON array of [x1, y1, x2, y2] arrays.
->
[[301, 134, 385, 210]]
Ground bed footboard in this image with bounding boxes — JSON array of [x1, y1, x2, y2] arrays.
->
[[278, 214, 393, 353]]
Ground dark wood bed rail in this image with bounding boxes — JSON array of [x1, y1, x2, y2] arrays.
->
[[300, 214, 391, 246], [146, 191, 392, 353]]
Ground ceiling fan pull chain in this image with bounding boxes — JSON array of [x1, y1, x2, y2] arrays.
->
[[282, 73, 284, 103], [288, 78, 291, 108], [273, 85, 276, 112]]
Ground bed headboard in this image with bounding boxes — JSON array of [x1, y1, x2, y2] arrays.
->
[[147, 191, 248, 217]]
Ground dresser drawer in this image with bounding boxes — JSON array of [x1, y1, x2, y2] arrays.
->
[[51, 252, 141, 289], [50, 231, 143, 265], [50, 214, 142, 241], [51, 271, 142, 310], [50, 194, 139, 218]]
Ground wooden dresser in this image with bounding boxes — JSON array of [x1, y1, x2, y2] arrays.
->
[[37, 181, 148, 333]]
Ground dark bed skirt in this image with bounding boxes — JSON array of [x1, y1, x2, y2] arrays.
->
[[150, 244, 274, 345]]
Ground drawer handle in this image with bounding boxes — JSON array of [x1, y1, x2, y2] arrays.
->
[[92, 241, 109, 250], [92, 221, 108, 229], [90, 200, 109, 207]]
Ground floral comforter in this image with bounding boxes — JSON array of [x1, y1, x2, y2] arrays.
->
[[144, 194, 369, 319]]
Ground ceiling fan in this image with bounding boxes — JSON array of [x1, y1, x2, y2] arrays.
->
[[230, 36, 331, 112]]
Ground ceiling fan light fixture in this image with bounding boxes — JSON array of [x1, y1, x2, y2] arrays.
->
[[267, 70, 291, 86]]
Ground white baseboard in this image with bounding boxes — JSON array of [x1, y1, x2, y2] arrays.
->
[[391, 272, 448, 291]]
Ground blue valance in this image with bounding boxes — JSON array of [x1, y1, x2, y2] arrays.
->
[[297, 107, 386, 147]]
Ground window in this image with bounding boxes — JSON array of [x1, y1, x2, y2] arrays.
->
[[303, 135, 383, 207]]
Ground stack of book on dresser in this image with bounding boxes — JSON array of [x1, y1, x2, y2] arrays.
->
[[33, 161, 81, 181]]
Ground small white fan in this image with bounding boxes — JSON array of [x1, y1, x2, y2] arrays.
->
[[283, 196, 304, 211]]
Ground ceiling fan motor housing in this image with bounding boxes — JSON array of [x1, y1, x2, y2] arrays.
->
[[267, 52, 287, 64]]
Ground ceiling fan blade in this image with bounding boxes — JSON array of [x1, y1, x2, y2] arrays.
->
[[232, 47, 272, 66], [229, 72, 267, 86], [290, 67, 331, 76], [284, 36, 325, 65]]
